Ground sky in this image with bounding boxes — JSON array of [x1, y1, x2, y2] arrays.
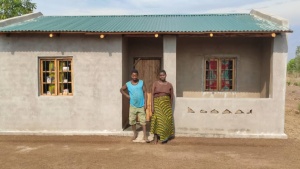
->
[[32, 0, 300, 60]]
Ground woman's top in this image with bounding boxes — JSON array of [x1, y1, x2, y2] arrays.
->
[[153, 81, 173, 98]]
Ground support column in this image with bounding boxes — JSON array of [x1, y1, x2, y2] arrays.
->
[[271, 33, 288, 133], [271, 33, 288, 99], [163, 35, 177, 97]]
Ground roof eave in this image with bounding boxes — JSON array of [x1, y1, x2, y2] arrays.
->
[[0, 30, 293, 34]]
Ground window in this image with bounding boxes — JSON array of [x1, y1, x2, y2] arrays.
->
[[205, 58, 235, 91], [39, 57, 73, 96]]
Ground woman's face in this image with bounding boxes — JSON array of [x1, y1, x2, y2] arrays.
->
[[159, 72, 166, 81]]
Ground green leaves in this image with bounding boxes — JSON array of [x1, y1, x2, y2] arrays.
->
[[0, 0, 36, 19], [287, 46, 300, 74]]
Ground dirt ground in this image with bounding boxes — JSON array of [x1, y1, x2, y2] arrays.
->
[[1, 85, 300, 169]]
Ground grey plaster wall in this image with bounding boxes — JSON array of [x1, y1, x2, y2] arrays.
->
[[122, 37, 129, 128], [0, 34, 123, 132], [163, 36, 177, 96], [172, 34, 288, 138], [176, 37, 271, 98], [260, 38, 272, 98], [127, 37, 163, 69]]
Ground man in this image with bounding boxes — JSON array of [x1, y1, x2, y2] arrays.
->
[[120, 69, 149, 142]]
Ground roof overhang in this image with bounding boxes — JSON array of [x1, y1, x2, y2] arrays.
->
[[0, 11, 293, 35]]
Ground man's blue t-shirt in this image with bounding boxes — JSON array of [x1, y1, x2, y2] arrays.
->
[[126, 80, 145, 108]]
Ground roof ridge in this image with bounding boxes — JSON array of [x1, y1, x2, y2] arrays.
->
[[41, 13, 250, 17]]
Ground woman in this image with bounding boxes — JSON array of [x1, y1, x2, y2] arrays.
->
[[150, 70, 174, 144]]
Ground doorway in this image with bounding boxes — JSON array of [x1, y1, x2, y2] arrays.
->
[[134, 58, 161, 121], [122, 36, 163, 131]]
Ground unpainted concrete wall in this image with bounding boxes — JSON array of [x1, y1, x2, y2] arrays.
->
[[172, 34, 287, 138], [0, 34, 123, 132], [127, 37, 163, 69], [122, 37, 129, 129], [260, 38, 272, 98], [176, 37, 272, 98]]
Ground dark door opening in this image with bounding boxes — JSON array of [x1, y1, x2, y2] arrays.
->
[[123, 58, 161, 131]]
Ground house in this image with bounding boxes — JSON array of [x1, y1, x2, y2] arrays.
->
[[0, 10, 292, 138]]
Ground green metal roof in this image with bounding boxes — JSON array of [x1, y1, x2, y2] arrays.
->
[[0, 14, 291, 33]]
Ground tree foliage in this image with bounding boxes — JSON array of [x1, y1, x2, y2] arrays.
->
[[287, 46, 300, 73], [0, 0, 36, 19], [287, 58, 296, 73], [296, 46, 300, 58]]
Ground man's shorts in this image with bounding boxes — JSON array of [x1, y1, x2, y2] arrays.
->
[[129, 105, 146, 125]]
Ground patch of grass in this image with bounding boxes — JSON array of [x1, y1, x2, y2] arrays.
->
[[287, 81, 291, 86], [294, 82, 299, 86], [287, 72, 300, 78]]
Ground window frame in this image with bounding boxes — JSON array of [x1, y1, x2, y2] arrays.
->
[[39, 57, 74, 96], [204, 57, 236, 92]]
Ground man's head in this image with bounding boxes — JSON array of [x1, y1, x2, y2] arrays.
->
[[159, 70, 167, 81], [131, 69, 139, 82]]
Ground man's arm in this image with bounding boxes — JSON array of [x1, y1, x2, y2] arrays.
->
[[143, 83, 147, 110], [120, 84, 130, 99]]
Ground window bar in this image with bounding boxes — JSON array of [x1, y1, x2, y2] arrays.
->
[[207, 60, 210, 91], [41, 60, 43, 95], [65, 60, 70, 95], [60, 60, 63, 95], [67, 61, 69, 95], [44, 60, 47, 95], [232, 60, 234, 90], [208, 60, 211, 91], [208, 60, 212, 91], [207, 60, 209, 91], [217, 59, 220, 91], [54, 59, 57, 95], [220, 59, 223, 91]]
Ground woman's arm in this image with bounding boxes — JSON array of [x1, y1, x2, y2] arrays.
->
[[170, 83, 174, 107], [143, 82, 147, 111], [151, 82, 156, 113]]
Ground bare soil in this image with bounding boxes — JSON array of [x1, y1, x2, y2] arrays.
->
[[0, 85, 300, 169]]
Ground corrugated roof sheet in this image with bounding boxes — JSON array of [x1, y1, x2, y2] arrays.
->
[[0, 14, 291, 33]]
